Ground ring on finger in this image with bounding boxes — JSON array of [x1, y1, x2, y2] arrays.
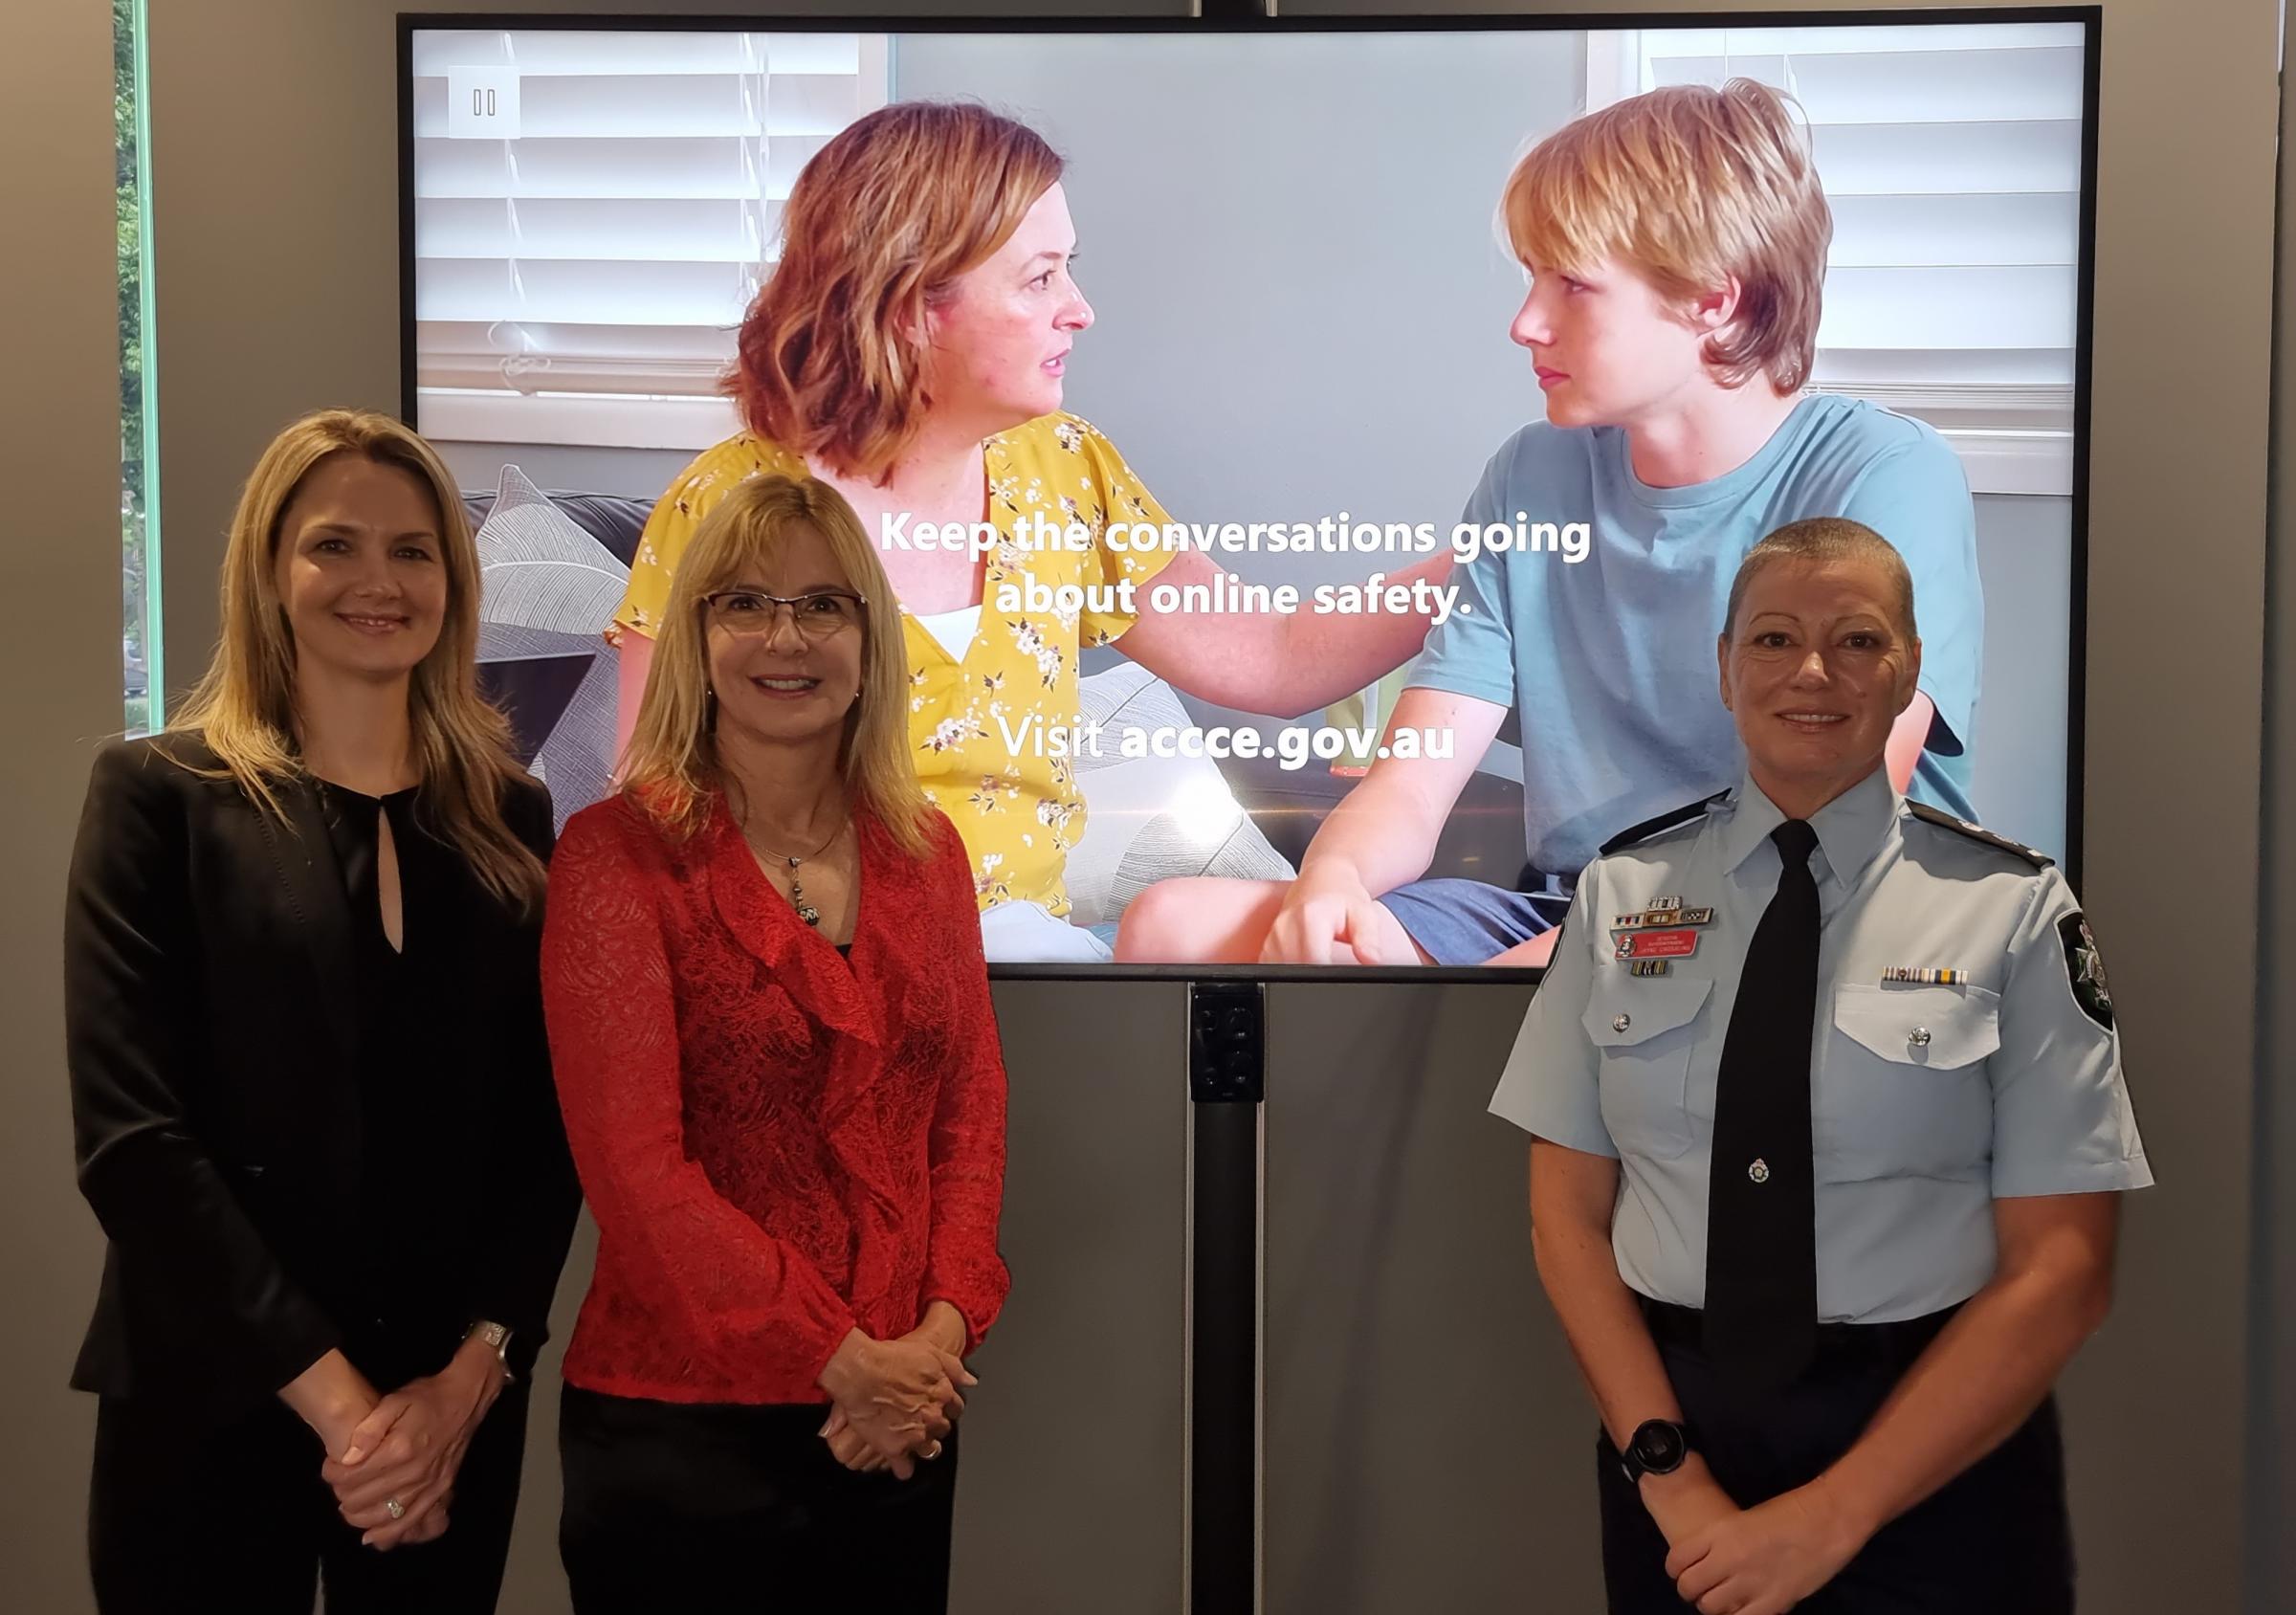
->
[[384, 1496, 406, 1521]]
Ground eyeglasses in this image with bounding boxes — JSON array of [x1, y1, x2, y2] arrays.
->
[[702, 588, 868, 639]]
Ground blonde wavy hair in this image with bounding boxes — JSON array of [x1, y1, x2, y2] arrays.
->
[[619, 474, 935, 860], [1500, 78, 1832, 393], [729, 100, 1065, 482], [164, 408, 547, 910]]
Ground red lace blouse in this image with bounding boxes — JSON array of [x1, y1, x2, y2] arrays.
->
[[540, 792, 1009, 1405]]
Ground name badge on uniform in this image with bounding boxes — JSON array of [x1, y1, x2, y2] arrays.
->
[[1613, 897, 1714, 969], [1615, 927, 1701, 962]]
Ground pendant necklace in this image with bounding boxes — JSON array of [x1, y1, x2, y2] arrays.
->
[[744, 813, 847, 928]]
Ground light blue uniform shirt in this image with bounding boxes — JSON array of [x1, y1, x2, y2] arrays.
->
[[1410, 393, 1982, 879], [1489, 767, 2151, 1324]]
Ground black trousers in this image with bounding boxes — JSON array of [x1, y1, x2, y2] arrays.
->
[[88, 1380, 530, 1615], [559, 1386, 960, 1615], [1598, 1302, 2075, 1614]]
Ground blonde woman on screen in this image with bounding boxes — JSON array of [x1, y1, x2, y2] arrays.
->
[[609, 100, 1452, 963]]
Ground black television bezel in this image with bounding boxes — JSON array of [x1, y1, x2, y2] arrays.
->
[[399, 7, 2100, 985]]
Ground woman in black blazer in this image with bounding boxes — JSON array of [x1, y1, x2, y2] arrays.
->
[[64, 409, 581, 1614]]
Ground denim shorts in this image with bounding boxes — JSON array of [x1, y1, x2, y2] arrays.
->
[[1378, 877, 1573, 965]]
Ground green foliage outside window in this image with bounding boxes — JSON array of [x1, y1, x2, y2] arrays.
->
[[117, 0, 160, 733]]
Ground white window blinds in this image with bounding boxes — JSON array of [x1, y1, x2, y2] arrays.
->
[[1587, 23, 2086, 495], [409, 30, 889, 449]]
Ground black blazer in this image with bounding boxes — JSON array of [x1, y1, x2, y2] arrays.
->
[[64, 735, 581, 1428]]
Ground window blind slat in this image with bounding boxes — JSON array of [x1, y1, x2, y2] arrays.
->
[[1810, 121, 2082, 197], [422, 319, 735, 372], [1639, 23, 2085, 58], [1651, 55, 1787, 95], [418, 321, 737, 396], [413, 71, 865, 142], [417, 257, 757, 327], [417, 388, 741, 452], [418, 74, 760, 141], [416, 197, 779, 263], [1826, 192, 2078, 269], [758, 33, 862, 76], [418, 356, 731, 395], [414, 136, 768, 201], [1821, 264, 2078, 351], [1652, 47, 2082, 125], [1814, 347, 2074, 388], [1787, 46, 2085, 125], [412, 31, 766, 77]]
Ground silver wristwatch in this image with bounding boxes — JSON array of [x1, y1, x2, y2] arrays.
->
[[464, 1318, 516, 1384]]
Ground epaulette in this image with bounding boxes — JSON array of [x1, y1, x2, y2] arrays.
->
[[1600, 789, 1732, 857], [1905, 801, 2052, 869]]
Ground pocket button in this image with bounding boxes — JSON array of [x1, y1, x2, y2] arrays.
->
[[1908, 1027, 1932, 1050]]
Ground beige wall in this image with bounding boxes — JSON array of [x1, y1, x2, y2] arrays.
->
[[2259, 19, 2296, 1599], [3, 1, 2278, 1610], [0, 0, 130, 1609]]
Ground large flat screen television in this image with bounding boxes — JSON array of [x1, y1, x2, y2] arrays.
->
[[402, 10, 2094, 979]]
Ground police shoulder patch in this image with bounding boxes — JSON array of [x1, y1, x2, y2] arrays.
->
[[2057, 911, 2114, 1030], [1600, 789, 1732, 857], [1905, 802, 2053, 869]]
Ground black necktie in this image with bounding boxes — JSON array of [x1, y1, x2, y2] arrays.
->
[[1704, 818, 1821, 1396]]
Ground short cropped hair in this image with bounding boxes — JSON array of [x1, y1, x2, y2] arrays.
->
[[729, 102, 1065, 482], [1723, 518, 1917, 643], [1500, 78, 1831, 393]]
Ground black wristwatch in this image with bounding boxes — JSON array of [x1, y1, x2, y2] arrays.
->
[[1617, 1419, 1693, 1484]]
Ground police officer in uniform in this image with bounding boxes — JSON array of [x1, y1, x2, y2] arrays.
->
[[1492, 518, 2149, 1614]]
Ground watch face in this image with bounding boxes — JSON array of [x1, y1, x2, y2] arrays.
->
[[1630, 1422, 1686, 1474]]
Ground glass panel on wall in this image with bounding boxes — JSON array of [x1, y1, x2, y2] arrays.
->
[[116, 0, 160, 734]]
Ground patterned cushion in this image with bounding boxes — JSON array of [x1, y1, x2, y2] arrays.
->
[[1062, 662, 1296, 928], [473, 467, 630, 831]]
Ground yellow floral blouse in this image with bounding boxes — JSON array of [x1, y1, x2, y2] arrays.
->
[[611, 413, 1181, 918]]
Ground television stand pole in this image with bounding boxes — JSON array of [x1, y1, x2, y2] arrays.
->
[[1186, 980, 1265, 1614]]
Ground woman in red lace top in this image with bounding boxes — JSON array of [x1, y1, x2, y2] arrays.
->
[[541, 474, 1009, 1613]]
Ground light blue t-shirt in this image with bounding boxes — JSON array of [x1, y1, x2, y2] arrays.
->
[[1409, 393, 1980, 878]]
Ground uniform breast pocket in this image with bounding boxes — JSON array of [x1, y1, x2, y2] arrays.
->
[[1582, 974, 1712, 1161], [1823, 984, 1999, 1178]]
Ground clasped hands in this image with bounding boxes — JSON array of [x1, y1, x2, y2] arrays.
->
[[1642, 1457, 1872, 1615], [816, 1302, 976, 1480], [291, 1338, 507, 1554]]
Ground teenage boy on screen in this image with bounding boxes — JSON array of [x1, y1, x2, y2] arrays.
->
[[1115, 78, 1983, 967]]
